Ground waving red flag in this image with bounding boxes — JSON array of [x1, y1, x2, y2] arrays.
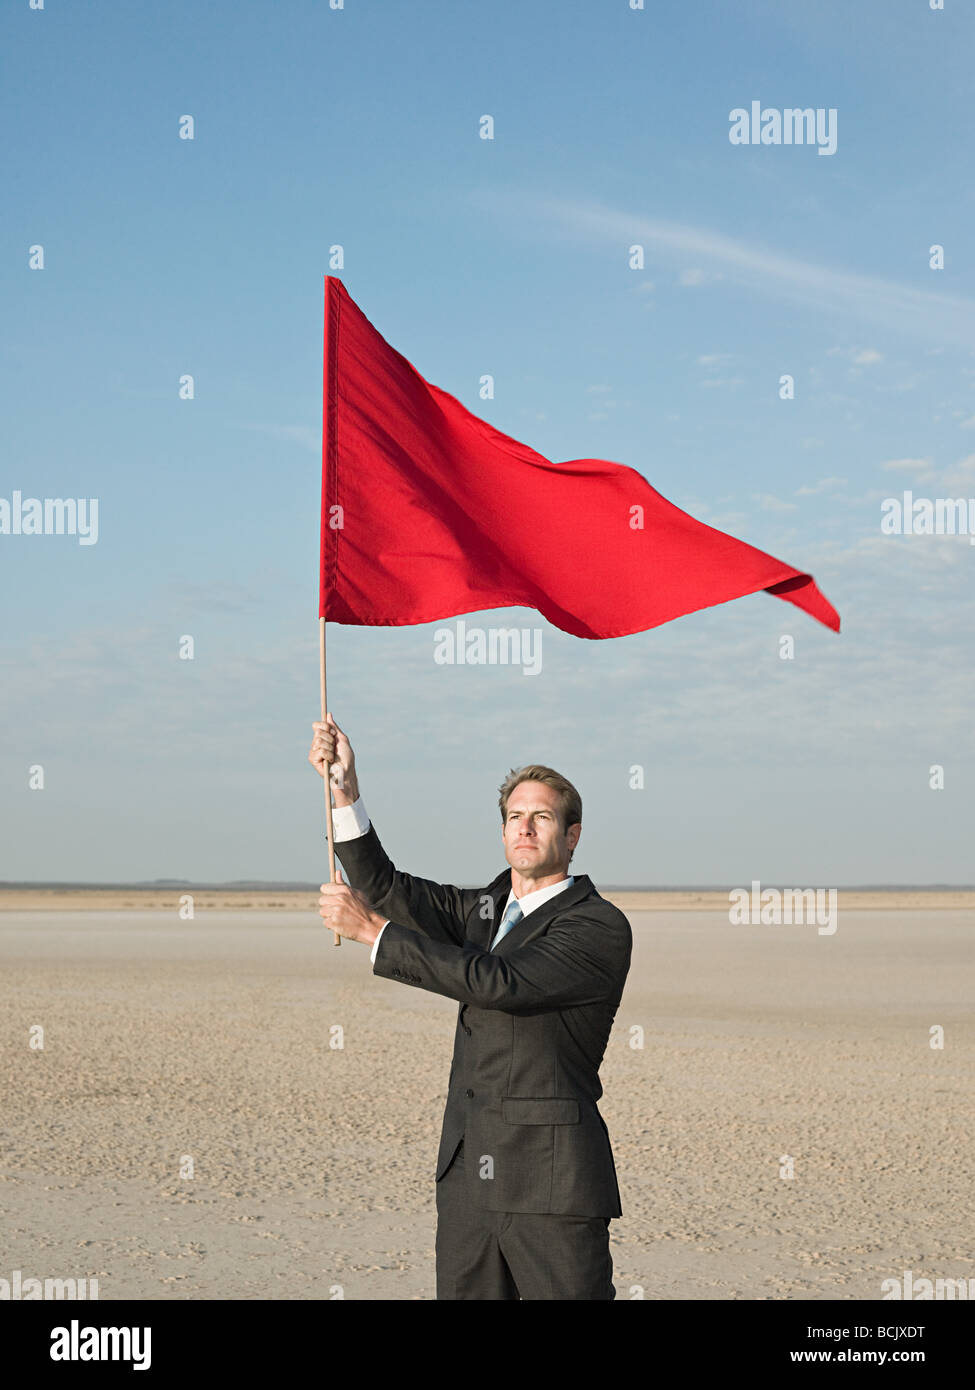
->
[[319, 277, 839, 637]]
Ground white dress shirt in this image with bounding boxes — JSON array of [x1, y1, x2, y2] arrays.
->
[[330, 795, 573, 962]]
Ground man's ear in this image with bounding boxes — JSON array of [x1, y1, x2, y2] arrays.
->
[[567, 822, 582, 854]]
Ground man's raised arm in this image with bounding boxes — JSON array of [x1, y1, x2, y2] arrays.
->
[[308, 715, 474, 948]]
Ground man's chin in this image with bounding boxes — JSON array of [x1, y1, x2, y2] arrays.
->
[[511, 853, 550, 871]]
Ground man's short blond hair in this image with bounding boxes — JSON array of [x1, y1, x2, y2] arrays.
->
[[498, 766, 583, 855]]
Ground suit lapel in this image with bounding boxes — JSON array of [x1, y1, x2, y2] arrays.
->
[[490, 875, 595, 955], [459, 877, 511, 1031], [485, 877, 512, 949], [467, 870, 513, 950]]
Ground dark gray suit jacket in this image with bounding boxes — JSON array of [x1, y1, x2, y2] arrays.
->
[[335, 822, 632, 1217]]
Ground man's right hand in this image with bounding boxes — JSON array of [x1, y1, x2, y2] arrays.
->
[[309, 714, 359, 806]]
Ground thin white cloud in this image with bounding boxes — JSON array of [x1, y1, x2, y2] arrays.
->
[[938, 453, 975, 489], [881, 457, 934, 473], [753, 492, 799, 512], [472, 191, 975, 348], [829, 347, 884, 367], [879, 453, 975, 490], [678, 267, 724, 287], [796, 476, 848, 495]]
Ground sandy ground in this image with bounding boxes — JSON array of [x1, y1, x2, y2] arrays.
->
[[1, 904, 973, 1300], [2, 888, 973, 912]]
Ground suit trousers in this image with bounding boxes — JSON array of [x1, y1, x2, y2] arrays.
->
[[435, 1141, 616, 1300]]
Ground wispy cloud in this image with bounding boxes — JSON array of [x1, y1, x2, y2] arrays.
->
[[938, 453, 975, 489], [472, 191, 975, 348], [678, 267, 724, 287], [796, 476, 848, 496], [753, 492, 799, 512], [879, 452, 975, 489], [827, 346, 884, 366], [242, 423, 320, 454], [881, 457, 933, 473]]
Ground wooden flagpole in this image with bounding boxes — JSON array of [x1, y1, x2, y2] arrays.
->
[[320, 615, 341, 946], [321, 275, 341, 946]]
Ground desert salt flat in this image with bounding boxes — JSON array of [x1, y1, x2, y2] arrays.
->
[[1, 905, 973, 1300]]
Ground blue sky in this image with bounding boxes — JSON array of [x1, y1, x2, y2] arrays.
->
[[2, 0, 973, 885]]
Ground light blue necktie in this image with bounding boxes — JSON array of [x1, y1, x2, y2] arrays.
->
[[490, 899, 524, 951]]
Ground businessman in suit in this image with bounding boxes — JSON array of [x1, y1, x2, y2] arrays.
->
[[308, 715, 632, 1300]]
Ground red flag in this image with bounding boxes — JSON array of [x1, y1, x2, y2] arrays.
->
[[320, 277, 840, 637]]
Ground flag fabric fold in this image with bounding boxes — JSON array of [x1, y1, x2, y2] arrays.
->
[[319, 277, 839, 637]]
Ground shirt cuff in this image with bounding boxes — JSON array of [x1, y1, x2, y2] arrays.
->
[[331, 795, 371, 841], [370, 921, 390, 965]]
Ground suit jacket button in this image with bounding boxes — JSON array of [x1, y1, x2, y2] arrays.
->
[[464, 1025, 471, 1034], [465, 1088, 474, 1098]]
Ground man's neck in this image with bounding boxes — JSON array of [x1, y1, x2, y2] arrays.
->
[[511, 867, 572, 899]]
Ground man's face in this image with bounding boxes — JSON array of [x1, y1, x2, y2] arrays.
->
[[502, 780, 581, 881]]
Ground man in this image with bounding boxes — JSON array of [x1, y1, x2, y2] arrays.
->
[[308, 715, 632, 1300]]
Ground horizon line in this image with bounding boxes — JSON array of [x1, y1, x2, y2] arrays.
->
[[2, 881, 973, 893]]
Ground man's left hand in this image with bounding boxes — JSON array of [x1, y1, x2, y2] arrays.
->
[[319, 881, 385, 946]]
